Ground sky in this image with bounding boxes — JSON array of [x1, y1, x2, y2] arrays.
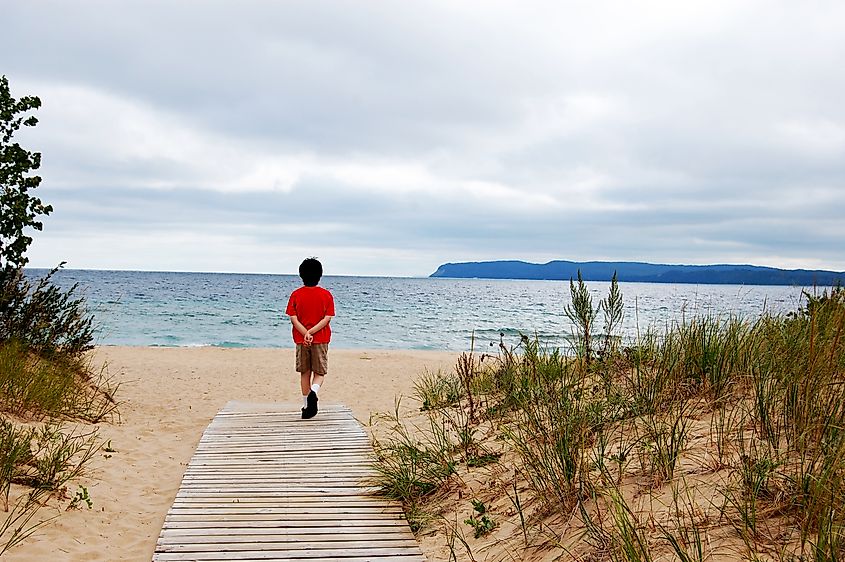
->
[[2, 1, 844, 277]]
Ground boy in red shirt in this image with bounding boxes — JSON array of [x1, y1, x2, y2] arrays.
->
[[285, 258, 335, 419]]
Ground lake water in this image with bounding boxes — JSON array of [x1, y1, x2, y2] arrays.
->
[[35, 269, 811, 351]]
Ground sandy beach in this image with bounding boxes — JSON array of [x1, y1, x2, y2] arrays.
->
[[4, 346, 457, 562]]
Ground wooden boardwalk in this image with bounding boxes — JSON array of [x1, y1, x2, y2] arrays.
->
[[153, 401, 425, 561]]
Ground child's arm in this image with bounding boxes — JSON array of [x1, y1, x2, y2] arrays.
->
[[290, 315, 310, 341], [307, 315, 333, 340], [290, 315, 333, 345]]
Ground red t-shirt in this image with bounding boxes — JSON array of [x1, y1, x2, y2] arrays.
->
[[285, 286, 335, 344]]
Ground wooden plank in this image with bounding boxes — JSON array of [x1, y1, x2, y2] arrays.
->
[[158, 539, 421, 552], [170, 498, 401, 506], [199, 432, 365, 439], [159, 528, 414, 539], [167, 500, 403, 509], [182, 465, 374, 471], [174, 487, 381, 495], [165, 499, 401, 509], [190, 447, 369, 453], [166, 507, 405, 516], [153, 401, 424, 562], [178, 470, 377, 481], [156, 551, 426, 562], [173, 478, 376, 488], [159, 533, 420, 544], [176, 472, 374, 480], [166, 507, 406, 516], [154, 550, 426, 561], [164, 513, 408, 522], [162, 519, 412, 530]]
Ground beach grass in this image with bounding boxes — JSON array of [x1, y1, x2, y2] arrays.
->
[[0, 267, 118, 553], [0, 340, 118, 422], [371, 284, 845, 561], [0, 340, 116, 553]]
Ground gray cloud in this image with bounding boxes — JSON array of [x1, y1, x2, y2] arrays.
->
[[4, 1, 845, 275]]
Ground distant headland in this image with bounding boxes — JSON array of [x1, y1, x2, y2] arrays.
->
[[430, 260, 845, 286]]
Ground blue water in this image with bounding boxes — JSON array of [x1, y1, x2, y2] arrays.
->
[[34, 269, 810, 351]]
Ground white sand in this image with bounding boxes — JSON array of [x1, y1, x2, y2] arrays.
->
[[3, 346, 457, 562]]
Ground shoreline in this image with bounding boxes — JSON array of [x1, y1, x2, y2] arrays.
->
[[4, 346, 458, 562], [94, 343, 459, 352]]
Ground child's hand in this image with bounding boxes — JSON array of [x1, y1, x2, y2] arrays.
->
[[304, 333, 314, 346]]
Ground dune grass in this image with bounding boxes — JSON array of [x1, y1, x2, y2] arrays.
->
[[370, 284, 845, 561], [0, 339, 118, 422], [0, 340, 115, 554], [0, 268, 118, 553]]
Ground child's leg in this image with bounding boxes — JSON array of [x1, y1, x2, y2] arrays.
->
[[300, 371, 312, 397], [311, 373, 325, 390], [310, 344, 329, 393], [296, 344, 312, 409], [302, 345, 327, 419]]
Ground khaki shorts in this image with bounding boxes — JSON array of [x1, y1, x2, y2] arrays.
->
[[296, 343, 329, 375]]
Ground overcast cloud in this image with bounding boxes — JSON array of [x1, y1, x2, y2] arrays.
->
[[2, 0, 844, 276]]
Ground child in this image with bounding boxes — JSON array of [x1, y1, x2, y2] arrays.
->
[[286, 258, 335, 419]]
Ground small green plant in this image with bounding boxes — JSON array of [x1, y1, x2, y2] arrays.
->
[[710, 401, 745, 469], [370, 400, 457, 530], [0, 420, 34, 510], [600, 271, 624, 360], [464, 499, 496, 538], [810, 503, 845, 562], [605, 487, 654, 562], [67, 485, 92, 510], [466, 452, 501, 468], [503, 350, 595, 510], [0, 420, 99, 552], [30, 424, 100, 491], [598, 427, 638, 486], [565, 270, 597, 366], [659, 481, 709, 562], [413, 369, 461, 411], [640, 400, 691, 485], [721, 437, 782, 545], [623, 328, 675, 415], [505, 478, 528, 545], [455, 352, 479, 423], [0, 488, 56, 556]]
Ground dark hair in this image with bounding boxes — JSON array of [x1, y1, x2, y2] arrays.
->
[[299, 257, 323, 286]]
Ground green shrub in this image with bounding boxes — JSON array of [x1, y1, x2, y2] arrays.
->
[[0, 265, 94, 357]]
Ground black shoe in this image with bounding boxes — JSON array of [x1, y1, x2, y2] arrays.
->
[[303, 390, 318, 419]]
